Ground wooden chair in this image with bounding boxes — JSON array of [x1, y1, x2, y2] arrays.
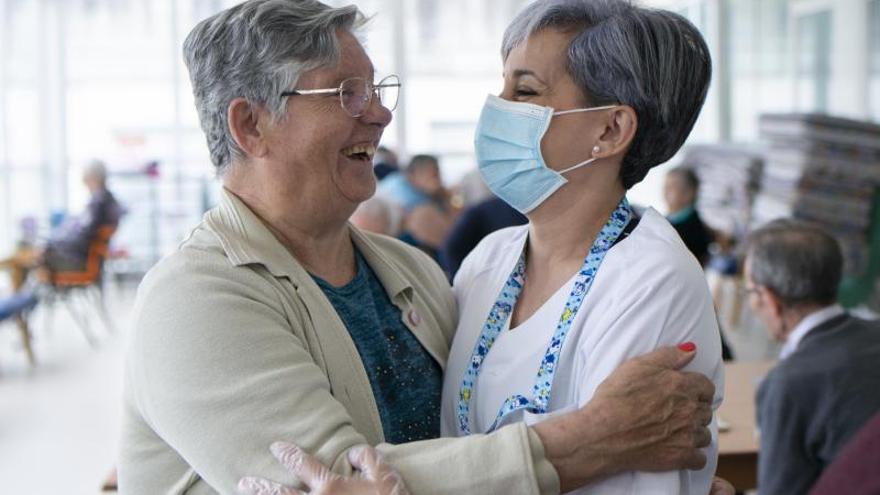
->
[[43, 225, 117, 347]]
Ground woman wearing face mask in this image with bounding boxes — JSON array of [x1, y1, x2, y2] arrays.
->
[[440, 1, 724, 493]]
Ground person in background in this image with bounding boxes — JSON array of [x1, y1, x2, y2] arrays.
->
[[0, 160, 121, 287], [664, 166, 712, 266], [810, 411, 880, 495], [41, 160, 122, 273], [744, 219, 880, 495], [665, 166, 734, 360], [378, 154, 459, 256], [350, 196, 395, 236], [439, 195, 527, 279], [372, 145, 399, 181]]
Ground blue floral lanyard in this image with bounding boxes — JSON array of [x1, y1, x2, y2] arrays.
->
[[457, 198, 632, 434]]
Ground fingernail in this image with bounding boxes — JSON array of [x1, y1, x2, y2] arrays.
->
[[678, 342, 696, 352]]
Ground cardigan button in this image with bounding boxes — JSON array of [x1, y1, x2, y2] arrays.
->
[[408, 309, 421, 326]]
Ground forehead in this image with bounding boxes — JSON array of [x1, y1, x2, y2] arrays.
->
[[504, 28, 576, 80], [300, 30, 374, 85]]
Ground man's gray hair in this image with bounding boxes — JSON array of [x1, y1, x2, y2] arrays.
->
[[502, 0, 711, 189], [183, 0, 366, 175], [746, 219, 843, 308]]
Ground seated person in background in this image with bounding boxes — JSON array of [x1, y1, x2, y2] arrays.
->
[[664, 166, 712, 265], [439, 195, 527, 279], [350, 196, 395, 236], [41, 160, 121, 274], [372, 145, 399, 181], [378, 154, 459, 257], [744, 219, 880, 495]]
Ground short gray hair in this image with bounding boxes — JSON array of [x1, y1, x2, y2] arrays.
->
[[502, 0, 711, 189], [84, 159, 108, 183], [183, 0, 366, 175], [746, 219, 843, 308]]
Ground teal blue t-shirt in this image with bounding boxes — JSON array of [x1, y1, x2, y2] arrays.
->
[[312, 251, 443, 443]]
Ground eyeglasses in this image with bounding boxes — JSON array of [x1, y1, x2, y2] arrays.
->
[[280, 74, 401, 118], [739, 284, 761, 298]]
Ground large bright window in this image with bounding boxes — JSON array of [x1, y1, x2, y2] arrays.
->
[[870, 0, 880, 122]]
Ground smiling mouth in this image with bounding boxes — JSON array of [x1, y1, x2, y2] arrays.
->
[[341, 144, 376, 162]]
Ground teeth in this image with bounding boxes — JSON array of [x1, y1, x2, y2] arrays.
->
[[341, 144, 376, 159]]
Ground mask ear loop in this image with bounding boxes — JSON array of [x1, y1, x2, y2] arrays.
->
[[553, 104, 619, 116], [558, 145, 603, 175]]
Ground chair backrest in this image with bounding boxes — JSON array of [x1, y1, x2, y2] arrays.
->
[[52, 225, 117, 287]]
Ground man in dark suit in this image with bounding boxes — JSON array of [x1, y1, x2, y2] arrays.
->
[[743, 219, 880, 495]]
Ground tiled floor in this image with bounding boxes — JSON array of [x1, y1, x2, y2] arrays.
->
[[0, 285, 134, 495]]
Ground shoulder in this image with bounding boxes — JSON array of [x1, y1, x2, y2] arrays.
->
[[134, 225, 286, 333], [454, 224, 528, 284], [606, 208, 707, 292]]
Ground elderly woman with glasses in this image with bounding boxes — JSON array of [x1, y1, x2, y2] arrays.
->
[[119, 1, 716, 494]]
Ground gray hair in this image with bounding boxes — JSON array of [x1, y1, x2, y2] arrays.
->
[[746, 219, 843, 308], [84, 159, 108, 183], [502, 0, 711, 189], [183, 0, 366, 175]]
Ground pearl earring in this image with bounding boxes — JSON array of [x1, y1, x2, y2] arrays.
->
[[592, 146, 601, 154]]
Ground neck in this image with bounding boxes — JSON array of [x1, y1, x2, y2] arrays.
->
[[224, 170, 357, 285], [526, 180, 626, 268], [780, 303, 833, 340]]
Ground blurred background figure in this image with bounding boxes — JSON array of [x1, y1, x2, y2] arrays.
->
[[350, 196, 395, 236], [40, 160, 122, 276], [378, 154, 460, 258], [745, 219, 880, 495], [0, 160, 122, 290], [439, 195, 526, 280], [372, 145, 400, 181], [664, 166, 712, 266]]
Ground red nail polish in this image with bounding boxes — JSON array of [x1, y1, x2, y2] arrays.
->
[[678, 342, 696, 352]]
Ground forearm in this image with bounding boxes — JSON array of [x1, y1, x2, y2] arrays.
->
[[377, 423, 559, 495], [532, 402, 614, 492]]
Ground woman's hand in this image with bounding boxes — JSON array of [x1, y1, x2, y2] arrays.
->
[[238, 442, 409, 495]]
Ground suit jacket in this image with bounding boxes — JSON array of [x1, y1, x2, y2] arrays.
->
[[119, 188, 558, 495], [756, 314, 880, 495]]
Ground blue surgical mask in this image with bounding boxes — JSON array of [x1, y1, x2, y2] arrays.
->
[[474, 94, 618, 214]]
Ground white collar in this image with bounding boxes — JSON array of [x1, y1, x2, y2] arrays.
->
[[779, 304, 846, 359]]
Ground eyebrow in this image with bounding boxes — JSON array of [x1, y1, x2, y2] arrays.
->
[[511, 69, 546, 84]]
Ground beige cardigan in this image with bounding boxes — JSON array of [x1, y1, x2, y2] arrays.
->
[[119, 189, 559, 495]]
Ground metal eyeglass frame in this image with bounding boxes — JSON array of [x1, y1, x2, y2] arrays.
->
[[280, 74, 401, 117]]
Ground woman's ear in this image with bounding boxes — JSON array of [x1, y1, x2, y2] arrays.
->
[[593, 105, 638, 159], [228, 98, 270, 159]]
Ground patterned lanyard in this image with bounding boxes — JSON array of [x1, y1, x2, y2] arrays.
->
[[457, 198, 631, 434]]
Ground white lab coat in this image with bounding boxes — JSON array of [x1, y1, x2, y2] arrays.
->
[[440, 207, 724, 495]]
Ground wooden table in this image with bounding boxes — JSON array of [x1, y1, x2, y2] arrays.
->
[[716, 360, 776, 491]]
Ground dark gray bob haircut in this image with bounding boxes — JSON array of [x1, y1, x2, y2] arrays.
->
[[502, 0, 712, 189]]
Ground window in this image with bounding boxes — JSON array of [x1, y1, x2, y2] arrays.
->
[[723, 0, 794, 141], [795, 9, 832, 113], [870, 0, 880, 121]]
